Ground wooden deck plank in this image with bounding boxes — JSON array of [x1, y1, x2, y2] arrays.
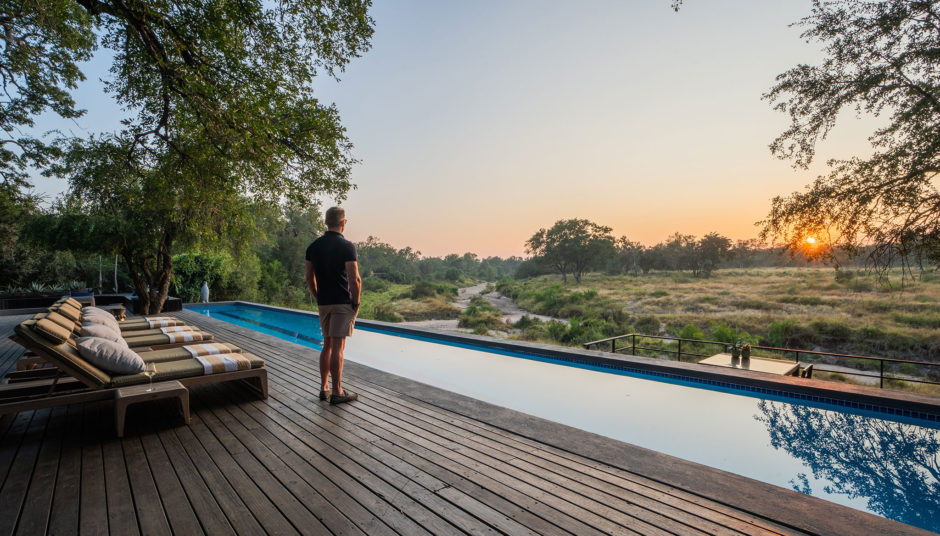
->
[[1, 310, 928, 536], [356, 378, 753, 536], [0, 409, 48, 535], [102, 440, 140, 536], [258, 384, 518, 536], [139, 432, 205, 535], [79, 404, 110, 536], [122, 438, 173, 536], [221, 394, 456, 536], [196, 384, 386, 536], [15, 406, 68, 535], [155, 424, 236, 536], [248, 347, 657, 536], [179, 412, 300, 536], [47, 403, 85, 536], [189, 392, 342, 535], [182, 317, 763, 536], [254, 363, 586, 535]]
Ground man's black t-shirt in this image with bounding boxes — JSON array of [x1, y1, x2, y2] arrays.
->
[[305, 231, 358, 305]]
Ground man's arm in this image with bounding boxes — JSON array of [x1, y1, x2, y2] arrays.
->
[[305, 260, 317, 300], [345, 260, 361, 309]]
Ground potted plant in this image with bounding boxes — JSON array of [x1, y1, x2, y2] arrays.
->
[[740, 343, 752, 359], [728, 343, 740, 359]]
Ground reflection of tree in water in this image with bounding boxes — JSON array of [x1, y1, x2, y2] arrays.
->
[[756, 401, 940, 531]]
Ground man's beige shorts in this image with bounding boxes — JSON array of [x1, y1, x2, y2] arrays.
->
[[318, 304, 357, 338]]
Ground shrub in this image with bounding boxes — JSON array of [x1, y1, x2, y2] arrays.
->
[[410, 280, 437, 299], [362, 277, 389, 292], [649, 290, 668, 298], [767, 319, 797, 347], [709, 321, 757, 346], [371, 302, 403, 322], [635, 315, 661, 335], [678, 323, 704, 340]]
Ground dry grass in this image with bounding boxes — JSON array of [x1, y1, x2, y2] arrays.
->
[[513, 268, 940, 361]]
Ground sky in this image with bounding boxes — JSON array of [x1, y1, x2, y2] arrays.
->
[[27, 0, 880, 258]]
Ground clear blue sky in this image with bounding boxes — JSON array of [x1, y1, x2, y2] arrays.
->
[[28, 0, 878, 257]]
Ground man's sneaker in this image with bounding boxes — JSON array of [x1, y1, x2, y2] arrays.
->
[[329, 390, 358, 405]]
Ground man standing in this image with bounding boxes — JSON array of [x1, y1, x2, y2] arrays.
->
[[305, 206, 361, 405]]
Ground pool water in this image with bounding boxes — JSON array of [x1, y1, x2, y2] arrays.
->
[[188, 303, 940, 532]]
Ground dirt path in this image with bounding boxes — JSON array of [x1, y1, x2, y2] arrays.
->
[[402, 282, 555, 331]]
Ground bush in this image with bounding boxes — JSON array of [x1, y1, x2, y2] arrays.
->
[[678, 323, 704, 340], [635, 315, 661, 335], [362, 277, 389, 292], [767, 319, 797, 347], [649, 289, 668, 298], [709, 321, 757, 345], [370, 302, 403, 322]]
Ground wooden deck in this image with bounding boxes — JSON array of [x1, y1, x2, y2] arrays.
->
[[0, 311, 928, 535]]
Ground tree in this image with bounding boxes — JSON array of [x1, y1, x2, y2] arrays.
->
[[694, 232, 733, 277], [612, 237, 644, 277], [526, 219, 616, 284], [0, 1, 94, 194], [27, 1, 374, 313], [761, 0, 940, 273]]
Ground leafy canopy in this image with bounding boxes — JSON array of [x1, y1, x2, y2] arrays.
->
[[761, 0, 940, 271], [526, 219, 616, 284], [0, 1, 95, 191], [19, 0, 373, 313]]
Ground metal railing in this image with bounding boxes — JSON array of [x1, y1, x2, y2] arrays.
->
[[583, 333, 940, 390]]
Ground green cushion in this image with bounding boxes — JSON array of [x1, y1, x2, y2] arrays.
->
[[110, 352, 265, 387]]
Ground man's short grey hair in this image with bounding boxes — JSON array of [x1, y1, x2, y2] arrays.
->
[[325, 206, 346, 228]]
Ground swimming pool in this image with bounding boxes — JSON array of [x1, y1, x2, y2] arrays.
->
[[188, 302, 940, 532]]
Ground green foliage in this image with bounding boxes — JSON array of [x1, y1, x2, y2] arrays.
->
[[407, 280, 457, 300], [767, 319, 797, 347], [761, 0, 940, 270], [649, 290, 668, 298], [171, 253, 231, 303], [25, 1, 376, 313], [709, 321, 757, 346], [526, 219, 616, 284], [361, 277, 389, 293], [370, 302, 403, 323], [678, 323, 704, 340], [458, 296, 504, 332], [0, 1, 94, 191]]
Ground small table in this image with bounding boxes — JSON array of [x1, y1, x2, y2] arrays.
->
[[698, 353, 800, 376], [114, 380, 190, 437]]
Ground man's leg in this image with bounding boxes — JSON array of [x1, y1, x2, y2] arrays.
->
[[329, 336, 347, 395], [319, 337, 333, 392]]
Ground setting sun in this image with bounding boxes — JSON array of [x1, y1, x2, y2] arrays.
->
[[805, 236, 817, 244]]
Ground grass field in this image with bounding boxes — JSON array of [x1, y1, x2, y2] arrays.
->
[[498, 268, 940, 361]]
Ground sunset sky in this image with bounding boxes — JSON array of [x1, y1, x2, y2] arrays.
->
[[28, 0, 880, 258]]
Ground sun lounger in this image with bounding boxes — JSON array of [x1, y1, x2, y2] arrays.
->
[[2, 317, 267, 432], [39, 308, 215, 348]]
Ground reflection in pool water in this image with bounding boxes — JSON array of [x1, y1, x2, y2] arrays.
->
[[757, 401, 939, 531]]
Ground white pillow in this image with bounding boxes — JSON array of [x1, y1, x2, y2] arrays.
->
[[82, 310, 120, 331], [79, 323, 126, 345], [76, 337, 145, 374]]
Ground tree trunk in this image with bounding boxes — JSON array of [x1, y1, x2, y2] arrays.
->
[[124, 230, 175, 315]]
